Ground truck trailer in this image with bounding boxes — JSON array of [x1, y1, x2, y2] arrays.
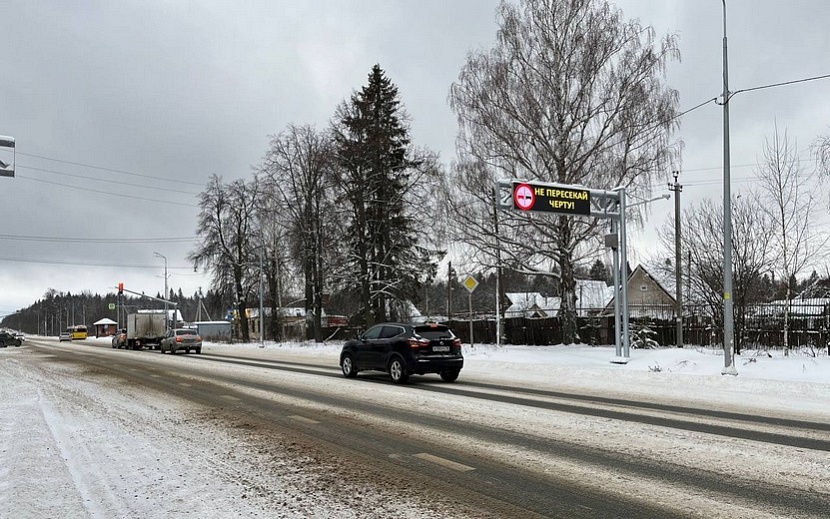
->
[[126, 312, 166, 350]]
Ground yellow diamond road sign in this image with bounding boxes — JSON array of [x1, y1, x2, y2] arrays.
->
[[463, 275, 478, 293]]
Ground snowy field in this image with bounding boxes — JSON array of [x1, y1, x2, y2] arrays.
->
[[1, 339, 828, 518]]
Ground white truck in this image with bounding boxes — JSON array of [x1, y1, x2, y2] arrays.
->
[[126, 312, 166, 350]]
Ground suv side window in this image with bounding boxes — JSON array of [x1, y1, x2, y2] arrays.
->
[[380, 325, 404, 339], [362, 325, 383, 340]]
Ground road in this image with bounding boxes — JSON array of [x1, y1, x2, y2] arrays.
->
[[2, 337, 829, 518]]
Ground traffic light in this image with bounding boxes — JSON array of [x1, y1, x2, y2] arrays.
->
[[118, 282, 124, 295]]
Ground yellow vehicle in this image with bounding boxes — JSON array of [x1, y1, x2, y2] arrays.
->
[[70, 325, 88, 340]]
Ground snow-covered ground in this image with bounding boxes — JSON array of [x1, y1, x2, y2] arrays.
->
[[1, 339, 828, 518]]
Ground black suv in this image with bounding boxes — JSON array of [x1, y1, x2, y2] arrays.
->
[[0, 331, 22, 347], [340, 322, 463, 384]]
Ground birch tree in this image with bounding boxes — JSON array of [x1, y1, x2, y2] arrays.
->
[[189, 174, 261, 342], [449, 0, 681, 343], [261, 124, 336, 341], [756, 126, 826, 355]]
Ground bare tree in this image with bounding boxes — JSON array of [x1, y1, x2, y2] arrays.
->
[[813, 134, 830, 181], [189, 175, 261, 342], [261, 124, 336, 341], [448, 0, 681, 343], [756, 125, 826, 355], [656, 193, 772, 353], [256, 203, 297, 342]]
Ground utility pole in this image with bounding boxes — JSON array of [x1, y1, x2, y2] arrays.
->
[[259, 248, 264, 348], [154, 252, 169, 331], [669, 171, 683, 348], [446, 261, 454, 320]]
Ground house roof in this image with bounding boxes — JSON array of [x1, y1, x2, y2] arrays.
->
[[135, 309, 185, 321], [637, 264, 676, 300], [506, 280, 615, 317], [748, 298, 830, 317], [576, 279, 615, 311], [505, 292, 559, 317]]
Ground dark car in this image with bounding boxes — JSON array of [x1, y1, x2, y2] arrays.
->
[[160, 328, 202, 354], [340, 322, 463, 384], [0, 331, 22, 347]]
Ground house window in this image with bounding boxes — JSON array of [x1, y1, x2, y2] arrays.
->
[[640, 285, 648, 292]]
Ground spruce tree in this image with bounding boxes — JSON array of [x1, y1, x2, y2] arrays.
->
[[333, 65, 437, 326]]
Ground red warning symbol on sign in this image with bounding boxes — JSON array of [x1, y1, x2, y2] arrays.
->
[[513, 183, 535, 211]]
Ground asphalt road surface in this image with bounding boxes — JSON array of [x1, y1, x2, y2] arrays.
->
[[7, 337, 829, 518]]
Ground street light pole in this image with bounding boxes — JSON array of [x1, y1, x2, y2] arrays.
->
[[721, 0, 737, 375], [154, 252, 169, 332], [259, 248, 264, 348]]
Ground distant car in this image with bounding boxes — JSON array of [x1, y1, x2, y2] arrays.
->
[[160, 328, 202, 354], [340, 322, 463, 384], [111, 330, 127, 349], [14, 331, 25, 342], [0, 331, 22, 347], [59, 330, 72, 342]]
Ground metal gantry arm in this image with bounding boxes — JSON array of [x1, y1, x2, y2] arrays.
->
[[118, 286, 179, 308]]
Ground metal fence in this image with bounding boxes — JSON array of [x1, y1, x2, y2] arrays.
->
[[269, 301, 830, 354], [445, 301, 830, 352]]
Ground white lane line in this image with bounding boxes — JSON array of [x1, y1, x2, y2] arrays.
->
[[220, 395, 240, 401], [289, 415, 320, 425], [149, 374, 161, 378], [413, 453, 475, 472], [178, 382, 191, 387]]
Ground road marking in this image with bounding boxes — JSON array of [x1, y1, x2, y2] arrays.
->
[[178, 382, 191, 387], [149, 374, 161, 378], [413, 453, 475, 472], [289, 415, 320, 424], [220, 395, 240, 401]]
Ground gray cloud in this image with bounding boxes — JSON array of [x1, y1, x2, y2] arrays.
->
[[2, 0, 829, 314]]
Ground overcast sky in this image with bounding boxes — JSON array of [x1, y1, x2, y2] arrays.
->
[[2, 1, 830, 318]]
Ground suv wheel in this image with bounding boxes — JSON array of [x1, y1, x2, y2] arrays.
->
[[388, 357, 409, 384], [440, 369, 460, 382], [341, 354, 357, 378]]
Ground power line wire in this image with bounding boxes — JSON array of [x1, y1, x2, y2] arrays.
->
[[0, 255, 197, 270], [17, 174, 199, 208], [726, 73, 830, 103], [18, 164, 201, 196], [0, 233, 196, 244], [16, 151, 206, 187]]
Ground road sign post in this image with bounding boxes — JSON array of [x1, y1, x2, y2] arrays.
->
[[463, 275, 478, 348]]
